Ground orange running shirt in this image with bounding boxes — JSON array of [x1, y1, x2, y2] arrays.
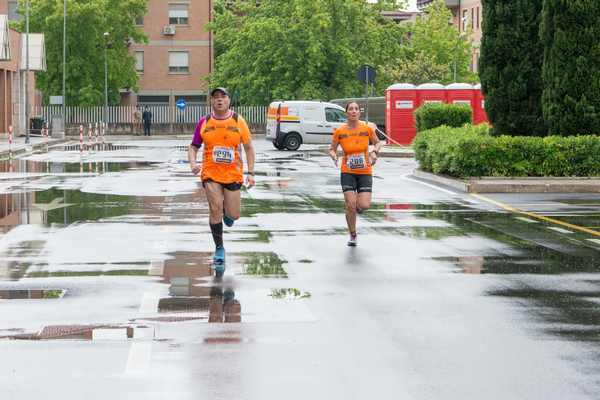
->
[[333, 121, 377, 175], [201, 112, 252, 184]]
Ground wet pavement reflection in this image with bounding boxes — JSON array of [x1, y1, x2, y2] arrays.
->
[[2, 139, 600, 398]]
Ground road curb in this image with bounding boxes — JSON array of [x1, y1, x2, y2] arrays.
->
[[411, 170, 470, 192], [412, 170, 600, 193], [316, 146, 414, 158], [0, 138, 68, 160]]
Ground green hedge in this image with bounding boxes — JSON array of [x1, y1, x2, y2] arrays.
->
[[413, 124, 600, 177], [415, 103, 472, 132]]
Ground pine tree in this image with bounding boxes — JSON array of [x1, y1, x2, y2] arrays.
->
[[541, 0, 600, 135], [479, 0, 546, 136]]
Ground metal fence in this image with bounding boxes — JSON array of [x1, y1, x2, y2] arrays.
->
[[33, 105, 268, 126]]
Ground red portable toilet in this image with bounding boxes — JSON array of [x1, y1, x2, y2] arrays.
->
[[386, 83, 417, 145], [446, 83, 475, 121], [416, 83, 446, 108], [473, 84, 489, 124]]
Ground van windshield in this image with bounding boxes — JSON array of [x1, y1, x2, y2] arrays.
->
[[325, 108, 347, 123]]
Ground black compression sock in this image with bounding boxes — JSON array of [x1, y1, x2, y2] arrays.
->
[[210, 222, 224, 248]]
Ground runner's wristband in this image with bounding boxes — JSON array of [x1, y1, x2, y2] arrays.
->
[[246, 171, 255, 176]]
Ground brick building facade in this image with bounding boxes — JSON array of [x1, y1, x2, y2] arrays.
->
[[126, 0, 213, 106], [0, 0, 43, 136], [417, 0, 483, 72]]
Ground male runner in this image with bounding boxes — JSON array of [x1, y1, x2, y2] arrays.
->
[[188, 87, 255, 274]]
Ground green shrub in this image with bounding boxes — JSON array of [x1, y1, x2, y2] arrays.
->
[[415, 103, 472, 132], [414, 125, 600, 177]]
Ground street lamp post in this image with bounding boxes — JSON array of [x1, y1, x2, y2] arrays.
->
[[24, 0, 30, 144], [62, 0, 66, 134], [103, 32, 109, 129]]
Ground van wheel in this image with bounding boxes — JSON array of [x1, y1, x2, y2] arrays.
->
[[272, 141, 286, 150], [284, 133, 302, 151]]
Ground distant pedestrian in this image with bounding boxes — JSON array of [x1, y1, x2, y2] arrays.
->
[[132, 106, 142, 135], [142, 106, 153, 136]]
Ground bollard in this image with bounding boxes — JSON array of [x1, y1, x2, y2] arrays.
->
[[79, 125, 84, 155], [8, 125, 13, 161], [44, 123, 49, 151]]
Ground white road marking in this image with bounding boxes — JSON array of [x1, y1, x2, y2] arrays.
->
[[125, 342, 153, 375], [515, 217, 538, 224], [401, 175, 463, 197], [547, 227, 573, 234]]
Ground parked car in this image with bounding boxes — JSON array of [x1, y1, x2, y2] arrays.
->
[[266, 101, 347, 151]]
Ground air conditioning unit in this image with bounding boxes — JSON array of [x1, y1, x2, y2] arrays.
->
[[162, 25, 176, 36]]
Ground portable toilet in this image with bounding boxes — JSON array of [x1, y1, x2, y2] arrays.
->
[[386, 83, 417, 145], [473, 84, 489, 124], [446, 83, 475, 121], [416, 83, 446, 108]]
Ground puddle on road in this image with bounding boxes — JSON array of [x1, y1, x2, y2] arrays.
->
[[269, 288, 311, 300], [26, 269, 149, 278], [0, 289, 65, 299], [0, 157, 154, 174], [155, 251, 242, 323], [489, 286, 600, 342], [238, 252, 288, 278]]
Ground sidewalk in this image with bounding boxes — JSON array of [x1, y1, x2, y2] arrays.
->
[[412, 169, 600, 193], [318, 144, 414, 158], [0, 136, 68, 159]]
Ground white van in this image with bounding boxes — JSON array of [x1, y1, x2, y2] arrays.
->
[[266, 101, 347, 151]]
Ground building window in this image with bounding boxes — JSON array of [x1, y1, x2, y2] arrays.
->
[[462, 9, 468, 32], [135, 16, 144, 26], [8, 1, 21, 21], [476, 7, 480, 29], [135, 51, 144, 73], [471, 8, 475, 29], [169, 4, 189, 25], [169, 51, 189, 73]]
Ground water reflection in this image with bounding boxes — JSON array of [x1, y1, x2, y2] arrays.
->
[[156, 251, 242, 323]]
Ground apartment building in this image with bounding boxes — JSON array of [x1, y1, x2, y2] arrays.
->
[[0, 0, 44, 136], [127, 0, 213, 106], [417, 0, 483, 72]]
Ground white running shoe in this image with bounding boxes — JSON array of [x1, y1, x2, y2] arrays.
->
[[347, 233, 357, 247]]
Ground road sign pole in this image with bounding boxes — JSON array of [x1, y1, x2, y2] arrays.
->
[[365, 66, 370, 123]]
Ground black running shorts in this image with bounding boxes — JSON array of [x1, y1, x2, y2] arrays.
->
[[341, 173, 373, 193], [202, 179, 242, 191]]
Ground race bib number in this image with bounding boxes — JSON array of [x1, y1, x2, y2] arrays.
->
[[347, 153, 366, 170], [213, 146, 235, 164]]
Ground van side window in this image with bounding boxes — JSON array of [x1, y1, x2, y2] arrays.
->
[[325, 108, 347, 123], [303, 106, 322, 122]]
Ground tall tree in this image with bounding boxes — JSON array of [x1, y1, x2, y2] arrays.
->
[[541, 0, 600, 136], [17, 0, 147, 106], [210, 0, 406, 104], [386, 0, 474, 85], [479, 0, 546, 136]]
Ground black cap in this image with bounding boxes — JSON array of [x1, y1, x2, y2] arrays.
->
[[210, 87, 229, 97]]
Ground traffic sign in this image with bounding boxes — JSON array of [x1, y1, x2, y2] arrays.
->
[[176, 99, 186, 110], [357, 65, 376, 84]]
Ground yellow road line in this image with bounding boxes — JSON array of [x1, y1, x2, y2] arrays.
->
[[470, 193, 600, 237]]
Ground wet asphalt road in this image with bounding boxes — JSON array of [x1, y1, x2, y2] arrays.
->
[[1, 138, 600, 399]]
